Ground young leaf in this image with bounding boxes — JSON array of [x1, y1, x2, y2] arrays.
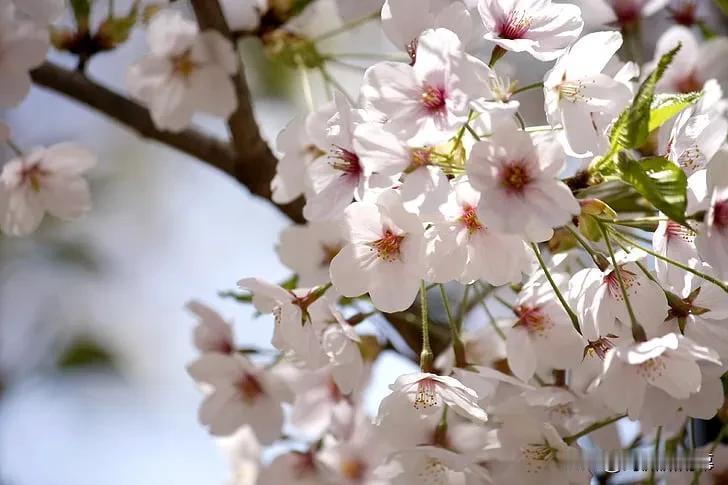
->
[[609, 43, 682, 151], [69, 0, 92, 30], [648, 92, 703, 133], [616, 154, 688, 223]]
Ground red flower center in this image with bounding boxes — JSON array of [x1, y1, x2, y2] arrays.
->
[[675, 71, 702, 93], [421, 85, 446, 113], [329, 145, 362, 176], [500, 162, 531, 194], [20, 163, 47, 192], [368, 229, 405, 262], [603, 266, 640, 300], [498, 10, 532, 40], [237, 373, 265, 403], [459, 205, 484, 235], [714, 200, 728, 231], [670, 0, 697, 26]]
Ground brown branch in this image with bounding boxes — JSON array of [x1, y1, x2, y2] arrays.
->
[[30, 62, 305, 223], [30, 62, 236, 170]]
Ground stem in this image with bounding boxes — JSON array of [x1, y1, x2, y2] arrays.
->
[[610, 229, 728, 293], [512, 81, 543, 96], [313, 11, 379, 42], [598, 223, 647, 342], [480, 299, 507, 341], [319, 66, 353, 104], [296, 56, 315, 111], [493, 294, 515, 312], [323, 52, 409, 62], [439, 284, 467, 368], [464, 122, 481, 141], [563, 414, 626, 445], [455, 284, 471, 333], [649, 426, 662, 485], [488, 45, 506, 67], [420, 280, 433, 372], [564, 225, 609, 270], [514, 112, 526, 130], [531, 242, 582, 335], [5, 139, 23, 157]]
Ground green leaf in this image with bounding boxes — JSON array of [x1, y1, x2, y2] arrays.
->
[[714, 0, 728, 16], [648, 92, 703, 133], [218, 290, 253, 303], [697, 20, 717, 40], [58, 338, 114, 370], [616, 154, 688, 223], [69, 0, 92, 30], [610, 43, 682, 152]]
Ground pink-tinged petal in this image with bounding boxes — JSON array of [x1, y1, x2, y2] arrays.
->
[[330, 244, 369, 297], [506, 327, 537, 381]]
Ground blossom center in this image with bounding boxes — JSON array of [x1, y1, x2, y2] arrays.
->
[[237, 373, 264, 403], [636, 357, 667, 380], [368, 229, 405, 262], [409, 147, 433, 170], [604, 266, 640, 300], [714, 200, 728, 231], [418, 458, 448, 482], [292, 451, 318, 476], [498, 10, 532, 39], [320, 242, 343, 267], [421, 85, 447, 113], [340, 457, 367, 480], [675, 71, 702, 93], [500, 162, 531, 194], [583, 336, 617, 360], [20, 163, 47, 192], [459, 205, 484, 235], [665, 220, 696, 242], [515, 305, 551, 336], [171, 51, 198, 79], [329, 145, 362, 176], [670, 0, 697, 25], [611, 0, 641, 25], [557, 80, 585, 103], [413, 378, 439, 410], [522, 444, 557, 473]]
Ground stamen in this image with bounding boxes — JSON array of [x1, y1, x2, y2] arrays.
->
[[20, 164, 47, 192], [665, 220, 695, 242], [368, 229, 405, 262], [329, 145, 362, 175], [171, 51, 198, 78], [500, 162, 531, 194], [409, 147, 432, 169], [413, 378, 439, 410], [499, 10, 532, 39], [421, 85, 446, 113], [237, 373, 265, 402], [604, 266, 641, 300], [459, 205, 484, 235]]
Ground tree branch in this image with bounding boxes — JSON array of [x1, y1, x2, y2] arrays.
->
[[30, 62, 236, 170], [30, 62, 305, 223]]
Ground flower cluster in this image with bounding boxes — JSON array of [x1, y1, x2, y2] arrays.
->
[[4, 0, 728, 483], [181, 1, 728, 484]]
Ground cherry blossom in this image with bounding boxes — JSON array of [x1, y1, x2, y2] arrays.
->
[[276, 221, 345, 287], [695, 157, 728, 279], [597, 333, 720, 419], [0, 0, 49, 108], [543, 30, 633, 157], [505, 272, 583, 381], [381, 0, 474, 55], [220, 0, 266, 32], [467, 123, 579, 242], [329, 189, 426, 312], [649, 25, 728, 94], [127, 9, 238, 132], [426, 176, 533, 285], [575, 0, 667, 27], [569, 252, 668, 340], [0, 142, 96, 237], [257, 451, 328, 485], [187, 300, 235, 355], [477, 0, 584, 61], [187, 353, 292, 443], [360, 28, 483, 143]]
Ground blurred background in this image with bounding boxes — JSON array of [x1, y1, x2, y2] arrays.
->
[[2, 1, 727, 484]]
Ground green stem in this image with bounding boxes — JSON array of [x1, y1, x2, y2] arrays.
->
[[649, 426, 662, 485], [531, 242, 582, 335], [488, 45, 506, 67], [455, 284, 471, 333], [564, 225, 609, 270], [480, 299, 507, 341], [563, 414, 626, 445], [493, 294, 515, 312], [320, 66, 352, 103], [313, 11, 379, 42], [464, 122, 481, 141], [5, 139, 23, 157], [512, 81, 543, 96], [440, 284, 467, 368], [514, 112, 526, 130], [610, 229, 728, 293], [295, 56, 315, 111], [598, 223, 647, 342], [323, 52, 409, 62], [420, 280, 433, 372]]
